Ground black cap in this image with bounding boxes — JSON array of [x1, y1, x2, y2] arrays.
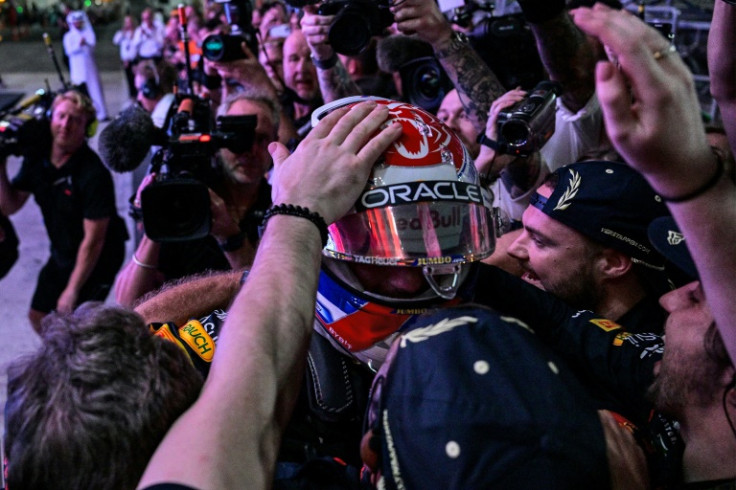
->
[[530, 161, 670, 270], [366, 305, 609, 489]]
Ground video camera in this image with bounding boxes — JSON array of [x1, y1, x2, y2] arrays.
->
[[495, 80, 560, 157], [0, 88, 55, 158], [138, 93, 257, 243], [201, 0, 259, 62]]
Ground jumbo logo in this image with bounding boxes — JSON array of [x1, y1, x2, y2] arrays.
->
[[179, 320, 215, 362], [381, 101, 464, 169]]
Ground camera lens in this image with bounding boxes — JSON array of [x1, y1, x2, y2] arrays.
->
[[142, 179, 212, 242], [202, 34, 248, 62], [501, 120, 530, 147], [416, 66, 440, 100], [202, 34, 226, 61], [329, 8, 371, 55]]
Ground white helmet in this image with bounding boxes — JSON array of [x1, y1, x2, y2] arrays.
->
[[314, 97, 496, 301]]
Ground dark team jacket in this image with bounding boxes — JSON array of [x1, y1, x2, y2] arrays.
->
[[473, 264, 684, 488], [149, 264, 685, 488]]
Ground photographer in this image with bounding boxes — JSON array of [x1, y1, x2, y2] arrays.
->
[[299, 5, 362, 103], [281, 28, 325, 129], [197, 20, 300, 145], [0, 90, 127, 333], [134, 60, 177, 128], [114, 90, 278, 308], [391, 0, 505, 130]]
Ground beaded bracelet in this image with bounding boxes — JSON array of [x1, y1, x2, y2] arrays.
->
[[261, 204, 329, 247], [659, 149, 725, 203]]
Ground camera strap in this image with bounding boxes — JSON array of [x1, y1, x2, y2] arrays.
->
[[476, 133, 507, 153]]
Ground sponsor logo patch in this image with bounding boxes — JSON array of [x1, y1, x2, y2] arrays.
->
[[666, 230, 685, 246], [179, 320, 215, 362], [151, 323, 192, 362], [613, 332, 631, 346], [357, 181, 483, 211], [590, 318, 622, 332]]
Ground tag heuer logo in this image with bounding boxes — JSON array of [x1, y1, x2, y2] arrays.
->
[[666, 230, 685, 246]]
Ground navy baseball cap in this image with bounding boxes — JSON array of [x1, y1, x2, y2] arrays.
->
[[647, 216, 698, 282], [530, 160, 670, 270], [365, 305, 609, 489]]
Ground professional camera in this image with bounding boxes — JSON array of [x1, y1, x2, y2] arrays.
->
[[496, 80, 561, 157], [202, 0, 259, 62], [399, 57, 452, 113], [140, 94, 257, 242], [0, 88, 55, 158], [316, 0, 392, 55], [468, 14, 544, 91]]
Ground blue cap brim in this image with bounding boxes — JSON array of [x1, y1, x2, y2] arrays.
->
[[647, 216, 698, 280]]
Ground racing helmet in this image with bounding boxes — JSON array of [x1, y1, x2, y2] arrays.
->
[[315, 96, 496, 299], [312, 97, 496, 363]]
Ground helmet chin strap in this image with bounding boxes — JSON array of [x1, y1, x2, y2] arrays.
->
[[422, 264, 463, 300]]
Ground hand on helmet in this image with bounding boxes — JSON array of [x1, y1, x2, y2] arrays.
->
[[268, 101, 402, 224]]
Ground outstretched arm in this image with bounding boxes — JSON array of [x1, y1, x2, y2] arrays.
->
[[392, 0, 505, 132], [518, 0, 597, 113], [574, 4, 736, 363], [708, 0, 736, 152], [300, 6, 362, 102], [138, 101, 402, 489], [134, 269, 242, 326]]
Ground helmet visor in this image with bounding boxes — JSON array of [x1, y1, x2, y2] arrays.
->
[[324, 200, 495, 266]]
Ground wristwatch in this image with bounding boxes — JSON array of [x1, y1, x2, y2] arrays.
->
[[435, 30, 470, 58], [310, 52, 338, 70]]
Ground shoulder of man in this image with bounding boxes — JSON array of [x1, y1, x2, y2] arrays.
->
[[149, 309, 227, 378]]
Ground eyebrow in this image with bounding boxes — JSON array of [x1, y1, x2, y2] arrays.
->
[[523, 221, 557, 245]]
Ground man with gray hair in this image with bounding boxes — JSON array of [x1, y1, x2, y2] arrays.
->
[[115, 89, 279, 307]]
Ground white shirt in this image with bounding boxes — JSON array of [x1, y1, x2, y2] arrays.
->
[[132, 21, 165, 59], [113, 29, 137, 62], [540, 94, 610, 172]]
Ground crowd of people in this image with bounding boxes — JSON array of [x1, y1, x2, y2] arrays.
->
[[1, 0, 735, 488]]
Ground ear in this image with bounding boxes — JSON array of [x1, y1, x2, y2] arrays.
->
[[345, 57, 360, 77], [724, 369, 736, 407], [723, 368, 736, 391], [596, 248, 633, 280]]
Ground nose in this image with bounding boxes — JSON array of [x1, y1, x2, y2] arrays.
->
[[506, 231, 530, 262], [658, 281, 698, 313], [57, 113, 73, 129], [445, 114, 459, 130], [295, 55, 308, 72]]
